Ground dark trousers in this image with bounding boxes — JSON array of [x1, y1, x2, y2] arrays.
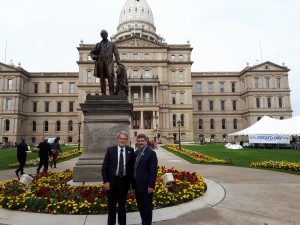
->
[[98, 59, 114, 95], [135, 191, 153, 225], [37, 157, 49, 173], [107, 176, 128, 225], [16, 157, 26, 175]]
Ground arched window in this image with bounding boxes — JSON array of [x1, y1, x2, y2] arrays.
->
[[222, 119, 226, 129], [210, 119, 215, 129], [198, 119, 203, 129], [233, 119, 238, 129], [44, 121, 49, 132], [56, 121, 61, 132], [180, 114, 184, 126], [172, 114, 177, 127], [68, 120, 73, 132], [32, 121, 37, 132], [4, 119, 10, 131]]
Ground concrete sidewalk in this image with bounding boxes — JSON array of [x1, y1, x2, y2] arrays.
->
[[1, 146, 300, 225]]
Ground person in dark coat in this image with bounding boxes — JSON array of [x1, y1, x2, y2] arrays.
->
[[50, 137, 62, 168], [15, 137, 28, 177], [133, 134, 158, 225], [102, 131, 134, 225], [36, 137, 52, 174], [90, 29, 121, 96]]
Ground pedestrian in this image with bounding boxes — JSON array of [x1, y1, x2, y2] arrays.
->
[[15, 137, 28, 177], [50, 137, 62, 168], [101, 131, 134, 225], [133, 134, 158, 225], [36, 137, 52, 174]]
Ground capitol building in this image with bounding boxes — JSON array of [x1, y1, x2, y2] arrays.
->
[[0, 0, 293, 145]]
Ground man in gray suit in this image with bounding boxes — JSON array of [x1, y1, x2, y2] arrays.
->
[[90, 29, 121, 95]]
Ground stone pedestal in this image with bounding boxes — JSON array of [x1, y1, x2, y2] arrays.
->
[[73, 95, 133, 182]]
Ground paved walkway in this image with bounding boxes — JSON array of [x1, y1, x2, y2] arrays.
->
[[1, 146, 300, 225]]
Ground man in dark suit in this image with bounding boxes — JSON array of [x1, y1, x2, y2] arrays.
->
[[36, 137, 52, 174], [90, 29, 121, 96], [102, 131, 134, 225], [133, 134, 158, 225], [15, 137, 28, 177]]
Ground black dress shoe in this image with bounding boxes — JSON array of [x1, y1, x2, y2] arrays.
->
[[15, 170, 19, 176]]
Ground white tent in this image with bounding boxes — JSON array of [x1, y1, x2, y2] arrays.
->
[[228, 116, 300, 144]]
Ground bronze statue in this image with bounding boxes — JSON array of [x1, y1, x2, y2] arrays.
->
[[90, 30, 121, 95], [115, 64, 128, 96]]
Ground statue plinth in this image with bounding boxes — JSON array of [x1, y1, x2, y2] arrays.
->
[[73, 95, 133, 182]]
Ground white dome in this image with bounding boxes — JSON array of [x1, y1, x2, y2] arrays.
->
[[119, 0, 154, 26]]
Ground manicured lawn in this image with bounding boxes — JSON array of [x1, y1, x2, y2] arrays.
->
[[182, 144, 300, 167], [0, 146, 77, 170]]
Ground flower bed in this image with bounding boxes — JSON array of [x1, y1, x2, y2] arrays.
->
[[165, 144, 232, 165], [0, 167, 206, 214], [250, 160, 300, 171], [8, 149, 82, 168]]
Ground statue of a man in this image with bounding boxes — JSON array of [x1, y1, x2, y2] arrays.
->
[[90, 30, 121, 95]]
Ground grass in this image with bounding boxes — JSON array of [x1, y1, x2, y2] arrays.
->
[[0, 146, 77, 170]]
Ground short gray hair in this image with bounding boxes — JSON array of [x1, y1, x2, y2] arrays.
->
[[117, 131, 129, 139]]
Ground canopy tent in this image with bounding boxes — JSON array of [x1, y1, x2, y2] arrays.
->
[[228, 116, 300, 144], [228, 116, 300, 136]]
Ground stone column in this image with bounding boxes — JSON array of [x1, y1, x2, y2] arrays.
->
[[140, 86, 144, 104], [73, 95, 133, 182], [152, 86, 155, 104], [140, 111, 144, 129]]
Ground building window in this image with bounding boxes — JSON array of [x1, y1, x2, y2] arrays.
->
[[267, 97, 271, 108], [144, 53, 150, 60], [57, 102, 62, 112], [69, 102, 74, 112], [133, 93, 139, 102], [179, 55, 183, 61], [198, 101, 202, 111], [232, 100, 237, 111], [145, 93, 150, 103], [257, 117, 262, 121], [231, 82, 236, 92], [5, 119, 10, 131], [208, 83, 213, 93], [196, 83, 202, 92], [133, 114, 139, 129], [34, 83, 38, 93], [171, 55, 175, 60], [209, 100, 214, 110], [276, 78, 281, 88], [68, 120, 73, 132], [122, 53, 128, 60], [56, 121, 61, 132], [222, 119, 226, 129], [210, 119, 215, 129], [69, 83, 75, 93], [233, 119, 238, 129], [172, 114, 177, 127], [265, 78, 270, 89], [220, 83, 224, 92], [45, 102, 49, 112], [96, 77, 100, 83], [57, 83, 63, 93], [180, 114, 184, 126], [44, 121, 49, 132], [179, 71, 184, 82], [171, 71, 176, 83], [31, 137, 36, 143], [6, 99, 13, 110], [144, 115, 151, 129], [180, 93, 184, 104], [32, 121, 37, 132], [7, 79, 13, 90], [278, 97, 283, 108], [133, 53, 139, 60], [87, 71, 92, 83], [254, 78, 259, 88], [256, 97, 260, 108], [280, 116, 284, 120], [144, 70, 150, 78], [198, 119, 203, 129], [46, 83, 51, 93], [133, 70, 139, 78], [172, 93, 176, 104], [221, 101, 225, 111], [33, 102, 37, 112], [68, 136, 73, 143]]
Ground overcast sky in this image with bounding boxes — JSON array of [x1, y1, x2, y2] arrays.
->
[[1, 0, 299, 116]]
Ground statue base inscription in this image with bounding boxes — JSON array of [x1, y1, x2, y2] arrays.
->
[[73, 95, 133, 182]]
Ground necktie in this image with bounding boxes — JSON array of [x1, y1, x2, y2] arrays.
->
[[134, 149, 143, 178], [119, 149, 124, 177]]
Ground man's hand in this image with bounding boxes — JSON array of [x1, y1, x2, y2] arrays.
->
[[148, 187, 154, 193], [103, 182, 110, 191]]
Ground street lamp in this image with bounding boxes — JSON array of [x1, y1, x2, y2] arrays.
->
[[177, 120, 181, 150], [78, 121, 82, 150]]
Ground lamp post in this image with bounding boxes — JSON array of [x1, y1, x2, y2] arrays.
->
[[78, 121, 82, 150], [177, 120, 181, 150]]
